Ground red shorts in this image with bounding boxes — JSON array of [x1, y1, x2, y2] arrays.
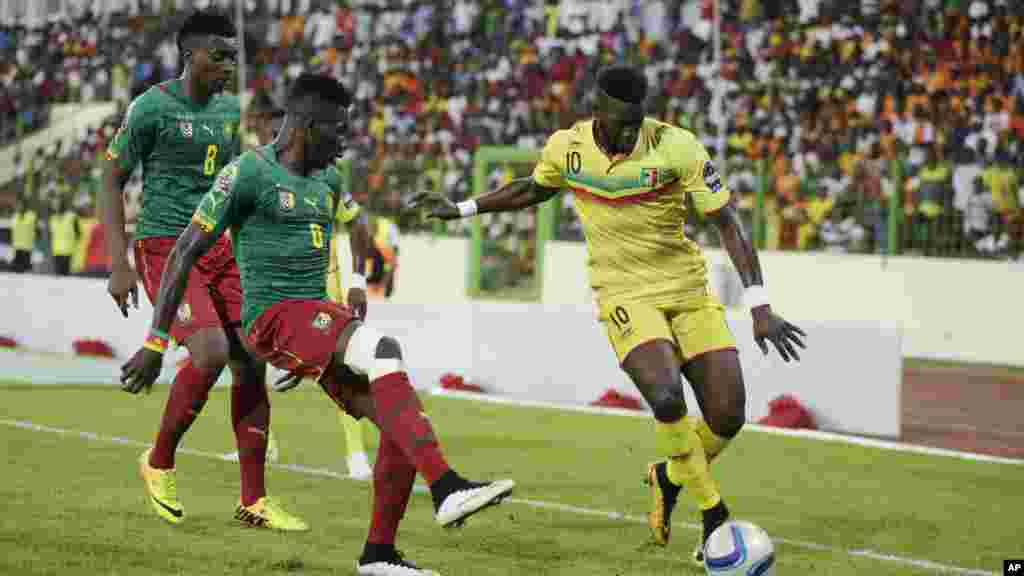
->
[[246, 299, 367, 412], [134, 236, 243, 345]]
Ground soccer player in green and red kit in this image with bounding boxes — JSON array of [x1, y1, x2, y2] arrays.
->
[[121, 73, 515, 576], [102, 10, 309, 530]]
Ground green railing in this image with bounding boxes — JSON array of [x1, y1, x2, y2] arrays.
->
[[467, 146, 553, 300], [746, 158, 906, 255]]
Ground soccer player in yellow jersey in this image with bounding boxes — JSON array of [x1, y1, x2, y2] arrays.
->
[[326, 176, 375, 481], [412, 66, 806, 563]]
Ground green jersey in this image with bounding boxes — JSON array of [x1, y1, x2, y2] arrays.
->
[[192, 145, 361, 330], [106, 79, 241, 239]]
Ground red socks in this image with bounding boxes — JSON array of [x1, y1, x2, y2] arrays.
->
[[232, 376, 270, 507], [149, 361, 219, 469], [369, 371, 450, 485], [149, 360, 269, 507], [366, 434, 416, 545]]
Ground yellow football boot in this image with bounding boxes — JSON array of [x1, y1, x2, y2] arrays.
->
[[139, 448, 184, 524], [234, 496, 309, 531], [645, 461, 681, 546]]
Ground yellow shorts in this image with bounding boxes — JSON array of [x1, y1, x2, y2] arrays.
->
[[599, 295, 737, 364]]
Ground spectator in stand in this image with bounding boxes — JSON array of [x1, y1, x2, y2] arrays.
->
[[916, 145, 951, 220], [910, 145, 952, 253], [853, 151, 890, 254], [4, 1, 1024, 260], [49, 195, 79, 276], [796, 183, 835, 251], [964, 175, 996, 254], [953, 146, 984, 223], [10, 195, 39, 273], [981, 144, 1021, 254]]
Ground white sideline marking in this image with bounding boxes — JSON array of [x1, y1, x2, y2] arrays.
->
[[431, 389, 1024, 466], [0, 417, 997, 576]]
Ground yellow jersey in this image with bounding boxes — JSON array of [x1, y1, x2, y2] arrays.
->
[[982, 166, 1019, 213], [532, 118, 730, 306], [12, 210, 38, 251], [326, 165, 362, 303], [49, 212, 78, 257]]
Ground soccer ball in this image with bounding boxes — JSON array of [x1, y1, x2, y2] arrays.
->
[[704, 520, 775, 576]]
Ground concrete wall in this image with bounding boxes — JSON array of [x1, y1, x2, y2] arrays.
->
[[0, 268, 903, 437]]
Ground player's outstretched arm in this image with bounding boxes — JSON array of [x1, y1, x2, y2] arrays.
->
[[712, 202, 807, 362], [119, 221, 222, 394], [408, 178, 561, 220]]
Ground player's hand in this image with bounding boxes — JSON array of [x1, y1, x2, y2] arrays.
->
[[120, 347, 163, 394], [108, 265, 140, 318], [348, 287, 367, 320], [752, 306, 806, 362], [272, 370, 304, 392], [406, 192, 460, 220]]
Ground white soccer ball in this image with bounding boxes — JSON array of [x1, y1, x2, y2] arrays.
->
[[704, 520, 775, 576]]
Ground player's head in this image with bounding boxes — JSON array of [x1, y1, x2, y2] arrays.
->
[[286, 73, 352, 170], [594, 66, 647, 155], [177, 10, 237, 93]]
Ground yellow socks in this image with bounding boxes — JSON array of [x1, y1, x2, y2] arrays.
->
[[656, 417, 721, 511], [692, 417, 730, 463], [341, 412, 367, 455]]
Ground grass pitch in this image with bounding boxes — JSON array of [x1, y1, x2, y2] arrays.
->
[[1, 383, 1019, 576]]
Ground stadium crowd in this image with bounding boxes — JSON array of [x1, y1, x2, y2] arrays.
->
[[2, 0, 1023, 278]]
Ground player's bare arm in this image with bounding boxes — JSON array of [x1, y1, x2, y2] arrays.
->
[[101, 160, 139, 317], [120, 221, 220, 393], [711, 202, 806, 361], [345, 210, 371, 319], [409, 177, 561, 220]]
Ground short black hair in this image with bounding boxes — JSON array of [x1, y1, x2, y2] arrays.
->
[[597, 66, 647, 104], [177, 10, 236, 51], [288, 74, 352, 110]]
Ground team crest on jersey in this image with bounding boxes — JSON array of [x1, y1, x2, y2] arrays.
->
[[179, 121, 193, 139], [702, 161, 723, 194], [311, 311, 332, 332], [176, 303, 192, 324], [641, 168, 676, 188], [641, 168, 658, 187], [277, 187, 296, 212]]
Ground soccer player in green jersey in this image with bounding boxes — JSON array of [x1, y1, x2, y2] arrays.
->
[[102, 10, 308, 530], [121, 74, 515, 576]]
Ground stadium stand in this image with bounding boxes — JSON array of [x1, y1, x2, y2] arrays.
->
[[1, 0, 1022, 276]]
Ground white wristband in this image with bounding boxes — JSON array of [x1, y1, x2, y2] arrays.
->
[[456, 199, 478, 217], [744, 284, 770, 310], [350, 273, 367, 290]]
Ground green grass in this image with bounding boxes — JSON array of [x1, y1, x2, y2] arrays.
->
[[1, 383, 1020, 576]]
